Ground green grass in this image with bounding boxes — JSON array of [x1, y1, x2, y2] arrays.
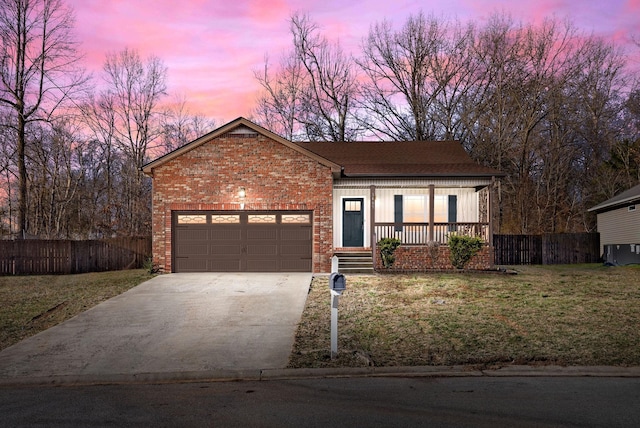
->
[[288, 265, 640, 368], [0, 270, 154, 351]]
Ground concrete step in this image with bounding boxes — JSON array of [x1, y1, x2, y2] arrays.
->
[[335, 251, 374, 274]]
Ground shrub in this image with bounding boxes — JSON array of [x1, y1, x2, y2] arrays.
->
[[144, 257, 160, 274], [378, 238, 401, 268], [448, 235, 484, 269], [426, 240, 440, 268]]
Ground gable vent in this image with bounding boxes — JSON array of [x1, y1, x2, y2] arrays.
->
[[229, 125, 258, 135]]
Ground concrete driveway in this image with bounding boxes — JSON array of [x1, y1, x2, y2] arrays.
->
[[0, 273, 312, 383]]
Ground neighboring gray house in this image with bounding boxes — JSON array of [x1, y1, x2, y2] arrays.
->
[[588, 183, 640, 265]]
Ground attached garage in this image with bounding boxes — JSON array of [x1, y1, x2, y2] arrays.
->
[[173, 211, 313, 272], [142, 117, 339, 273]]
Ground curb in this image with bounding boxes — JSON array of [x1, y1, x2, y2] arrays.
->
[[1, 365, 639, 387]]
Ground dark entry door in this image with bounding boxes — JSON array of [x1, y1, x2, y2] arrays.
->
[[343, 198, 364, 247]]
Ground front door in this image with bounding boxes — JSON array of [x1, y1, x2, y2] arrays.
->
[[343, 198, 364, 247]]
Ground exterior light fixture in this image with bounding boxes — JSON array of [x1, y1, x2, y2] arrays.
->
[[239, 187, 246, 199]]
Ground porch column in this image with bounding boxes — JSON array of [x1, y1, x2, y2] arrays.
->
[[488, 177, 494, 245], [428, 184, 435, 242], [489, 177, 495, 265], [370, 185, 376, 247]]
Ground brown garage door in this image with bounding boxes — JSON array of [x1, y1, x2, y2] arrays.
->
[[172, 211, 312, 272]]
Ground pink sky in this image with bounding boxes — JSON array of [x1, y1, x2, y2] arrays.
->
[[70, 0, 639, 123]]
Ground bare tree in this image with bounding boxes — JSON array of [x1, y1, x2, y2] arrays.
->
[[291, 13, 362, 141], [26, 119, 83, 238], [0, 0, 86, 237], [253, 51, 305, 140], [160, 96, 216, 153], [359, 12, 451, 141], [102, 48, 167, 169], [254, 13, 361, 142], [90, 48, 167, 235]]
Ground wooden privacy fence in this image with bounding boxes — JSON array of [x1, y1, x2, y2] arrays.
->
[[494, 233, 600, 265], [0, 237, 152, 275]]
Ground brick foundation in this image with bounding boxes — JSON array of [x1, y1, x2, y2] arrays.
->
[[375, 245, 493, 272]]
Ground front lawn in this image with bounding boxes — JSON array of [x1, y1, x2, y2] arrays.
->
[[289, 265, 640, 368], [0, 270, 154, 351]]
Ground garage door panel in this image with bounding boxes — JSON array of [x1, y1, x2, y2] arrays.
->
[[247, 244, 278, 255], [210, 244, 242, 255], [209, 259, 242, 272], [210, 229, 242, 240], [174, 258, 208, 272], [281, 244, 311, 256], [247, 229, 278, 240], [175, 243, 209, 256], [175, 228, 209, 240], [173, 211, 313, 272], [280, 228, 312, 240]]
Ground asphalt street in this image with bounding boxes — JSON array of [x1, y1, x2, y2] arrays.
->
[[2, 376, 639, 427]]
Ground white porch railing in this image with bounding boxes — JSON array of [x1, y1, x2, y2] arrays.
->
[[374, 222, 489, 245]]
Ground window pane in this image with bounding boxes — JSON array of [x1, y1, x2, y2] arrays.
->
[[248, 214, 276, 224], [281, 214, 310, 224], [177, 214, 207, 224], [211, 214, 240, 224], [404, 195, 426, 222], [345, 200, 361, 212], [434, 195, 447, 222]]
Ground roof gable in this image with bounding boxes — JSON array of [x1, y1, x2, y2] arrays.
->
[[142, 117, 342, 177]]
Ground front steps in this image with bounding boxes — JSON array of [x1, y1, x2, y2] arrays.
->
[[334, 250, 374, 274]]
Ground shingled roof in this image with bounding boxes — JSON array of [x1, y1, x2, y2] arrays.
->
[[294, 141, 502, 177], [588, 183, 640, 213]]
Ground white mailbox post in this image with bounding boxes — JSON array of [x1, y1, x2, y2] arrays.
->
[[329, 273, 346, 359]]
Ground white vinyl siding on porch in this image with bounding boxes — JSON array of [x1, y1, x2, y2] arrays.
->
[[333, 187, 480, 248], [597, 206, 640, 253]]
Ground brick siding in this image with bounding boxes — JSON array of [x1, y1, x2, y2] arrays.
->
[[149, 132, 333, 273], [374, 245, 493, 272]]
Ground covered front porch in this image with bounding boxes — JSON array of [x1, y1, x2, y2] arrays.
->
[[333, 178, 497, 272]]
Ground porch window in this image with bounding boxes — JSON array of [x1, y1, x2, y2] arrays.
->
[[392, 194, 454, 230], [404, 195, 427, 222], [402, 195, 448, 222], [434, 195, 448, 222]]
